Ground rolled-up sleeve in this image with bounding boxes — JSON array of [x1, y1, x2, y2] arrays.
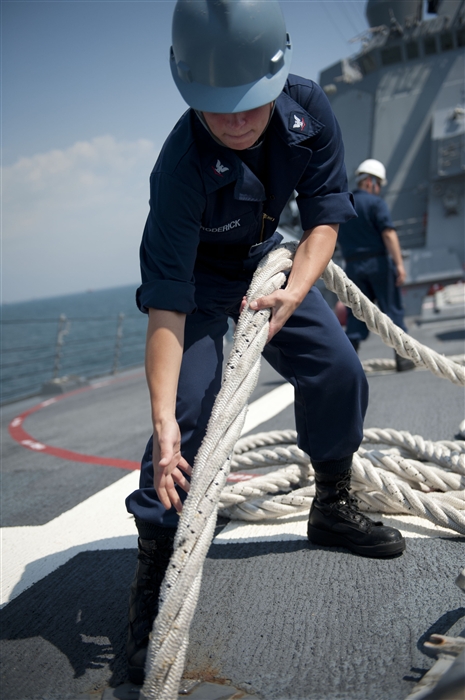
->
[[293, 84, 356, 230], [137, 172, 206, 314], [373, 199, 394, 233]]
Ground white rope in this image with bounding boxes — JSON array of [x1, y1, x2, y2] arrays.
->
[[218, 434, 465, 531], [322, 260, 465, 386], [140, 244, 295, 699], [361, 354, 465, 374], [140, 247, 465, 699]]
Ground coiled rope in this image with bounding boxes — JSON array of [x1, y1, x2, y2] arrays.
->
[[220, 430, 465, 530], [140, 243, 465, 700]]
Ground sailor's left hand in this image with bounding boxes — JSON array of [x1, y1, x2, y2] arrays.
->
[[249, 289, 299, 342]]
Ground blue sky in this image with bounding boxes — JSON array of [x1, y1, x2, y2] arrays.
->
[[3, 1, 373, 302]]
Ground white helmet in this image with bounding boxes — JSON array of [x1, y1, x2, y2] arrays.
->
[[355, 159, 387, 186]]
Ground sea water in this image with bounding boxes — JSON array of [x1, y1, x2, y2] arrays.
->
[[1, 284, 147, 404]]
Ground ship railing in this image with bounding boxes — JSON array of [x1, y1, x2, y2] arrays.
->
[[0, 313, 147, 405]]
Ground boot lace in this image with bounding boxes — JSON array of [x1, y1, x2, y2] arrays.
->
[[334, 473, 380, 528]]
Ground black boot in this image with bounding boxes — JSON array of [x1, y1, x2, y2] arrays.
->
[[395, 351, 415, 372], [127, 533, 175, 684], [308, 469, 405, 557]]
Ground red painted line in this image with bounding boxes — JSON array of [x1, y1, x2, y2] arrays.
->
[[8, 373, 261, 479], [8, 376, 142, 471]]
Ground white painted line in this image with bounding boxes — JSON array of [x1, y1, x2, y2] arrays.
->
[[215, 513, 309, 543], [241, 382, 294, 435], [1, 384, 293, 607], [20, 440, 46, 450], [213, 512, 460, 544], [1, 471, 140, 607], [40, 398, 58, 407]]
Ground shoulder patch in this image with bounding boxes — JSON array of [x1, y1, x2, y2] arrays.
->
[[289, 112, 310, 135]]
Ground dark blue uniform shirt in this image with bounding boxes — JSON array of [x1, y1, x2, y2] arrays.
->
[[337, 188, 394, 261], [137, 74, 356, 315]]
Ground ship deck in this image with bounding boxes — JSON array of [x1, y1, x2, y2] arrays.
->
[[1, 305, 464, 700]]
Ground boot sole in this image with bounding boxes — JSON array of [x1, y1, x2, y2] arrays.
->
[[308, 526, 406, 558]]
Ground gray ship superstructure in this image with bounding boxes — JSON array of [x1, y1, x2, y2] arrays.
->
[[312, 0, 464, 314]]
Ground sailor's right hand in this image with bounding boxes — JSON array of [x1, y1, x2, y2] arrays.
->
[[395, 263, 407, 286], [152, 418, 192, 512]]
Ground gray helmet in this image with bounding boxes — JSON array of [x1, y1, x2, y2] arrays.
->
[[170, 0, 292, 113]]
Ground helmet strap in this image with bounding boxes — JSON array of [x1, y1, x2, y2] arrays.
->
[[194, 110, 227, 147]]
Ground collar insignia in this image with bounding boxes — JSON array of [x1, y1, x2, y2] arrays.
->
[[289, 112, 310, 135], [212, 159, 229, 176]]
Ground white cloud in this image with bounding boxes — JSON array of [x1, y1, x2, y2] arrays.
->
[[2, 136, 160, 302]]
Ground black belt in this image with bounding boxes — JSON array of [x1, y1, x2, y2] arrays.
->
[[345, 250, 387, 262], [197, 241, 252, 261]]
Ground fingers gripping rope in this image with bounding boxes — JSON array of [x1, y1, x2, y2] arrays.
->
[[140, 248, 465, 700]]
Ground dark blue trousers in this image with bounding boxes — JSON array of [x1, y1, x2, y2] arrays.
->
[[126, 271, 368, 528], [345, 256, 407, 343]]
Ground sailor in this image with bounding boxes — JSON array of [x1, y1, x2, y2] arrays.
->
[[338, 159, 415, 371], [125, 0, 406, 684]]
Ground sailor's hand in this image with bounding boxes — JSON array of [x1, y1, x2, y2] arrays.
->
[[249, 289, 299, 341], [395, 264, 407, 286], [152, 419, 192, 512]]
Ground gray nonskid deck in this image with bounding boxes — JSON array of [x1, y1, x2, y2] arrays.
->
[[0, 313, 464, 699]]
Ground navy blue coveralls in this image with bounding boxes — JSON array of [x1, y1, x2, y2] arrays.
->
[[338, 188, 407, 345], [126, 75, 369, 530]]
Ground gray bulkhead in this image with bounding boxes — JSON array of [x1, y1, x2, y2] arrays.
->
[[318, 0, 464, 314]]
